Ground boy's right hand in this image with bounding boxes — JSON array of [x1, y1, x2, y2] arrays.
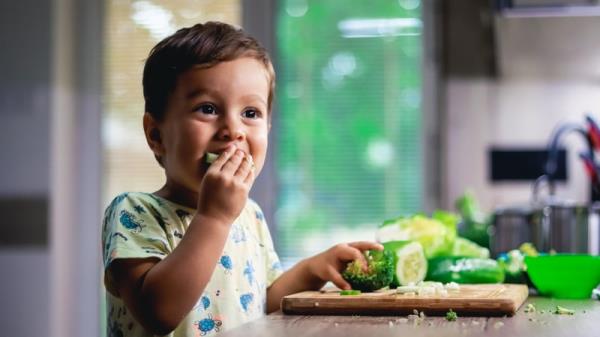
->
[[196, 146, 255, 225]]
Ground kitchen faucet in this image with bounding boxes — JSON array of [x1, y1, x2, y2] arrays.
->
[[535, 115, 600, 204]]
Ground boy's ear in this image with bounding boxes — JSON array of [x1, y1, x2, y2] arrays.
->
[[143, 113, 165, 158]]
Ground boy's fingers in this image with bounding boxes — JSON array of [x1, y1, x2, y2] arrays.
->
[[221, 149, 245, 175], [335, 245, 367, 270], [234, 154, 253, 178], [348, 241, 384, 252], [208, 146, 236, 171], [243, 164, 255, 185], [328, 268, 351, 291]]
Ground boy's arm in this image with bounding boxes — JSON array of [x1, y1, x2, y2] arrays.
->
[[110, 147, 254, 334], [265, 242, 382, 313], [109, 214, 230, 334], [265, 259, 326, 313]]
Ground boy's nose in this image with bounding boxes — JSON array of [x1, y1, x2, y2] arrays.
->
[[217, 121, 246, 142]]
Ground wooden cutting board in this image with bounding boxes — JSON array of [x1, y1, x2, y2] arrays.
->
[[282, 284, 528, 316]]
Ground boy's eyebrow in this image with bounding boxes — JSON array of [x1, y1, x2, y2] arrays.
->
[[185, 87, 215, 100], [241, 94, 268, 107], [186, 89, 268, 107]]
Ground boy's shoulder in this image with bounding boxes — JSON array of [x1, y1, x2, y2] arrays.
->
[[245, 197, 263, 213], [106, 191, 158, 207], [244, 198, 267, 224], [104, 192, 181, 216]]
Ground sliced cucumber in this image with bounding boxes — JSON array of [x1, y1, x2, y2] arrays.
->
[[383, 241, 427, 287], [205, 152, 218, 164]]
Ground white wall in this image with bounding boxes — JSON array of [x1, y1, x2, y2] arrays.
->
[[443, 78, 599, 212], [442, 14, 600, 212], [0, 0, 51, 336]]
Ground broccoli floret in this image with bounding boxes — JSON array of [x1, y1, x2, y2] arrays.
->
[[445, 309, 458, 321], [341, 249, 394, 292]]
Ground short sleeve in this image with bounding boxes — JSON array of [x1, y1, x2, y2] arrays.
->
[[249, 201, 284, 287], [102, 193, 172, 270]]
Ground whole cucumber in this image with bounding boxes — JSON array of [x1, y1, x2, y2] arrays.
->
[[426, 256, 505, 284]]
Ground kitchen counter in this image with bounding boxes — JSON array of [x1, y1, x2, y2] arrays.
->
[[220, 297, 599, 337]]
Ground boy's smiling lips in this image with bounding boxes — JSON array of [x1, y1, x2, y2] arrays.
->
[[206, 144, 249, 156]]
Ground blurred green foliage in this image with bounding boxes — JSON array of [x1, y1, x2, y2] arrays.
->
[[275, 0, 423, 258]]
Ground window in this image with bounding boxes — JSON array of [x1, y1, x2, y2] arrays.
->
[[103, 0, 241, 207], [275, 0, 423, 265], [102, 2, 241, 335]]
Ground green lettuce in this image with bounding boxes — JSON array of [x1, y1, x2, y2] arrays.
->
[[377, 213, 457, 258]]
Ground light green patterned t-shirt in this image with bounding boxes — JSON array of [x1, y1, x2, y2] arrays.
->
[[102, 192, 283, 337]]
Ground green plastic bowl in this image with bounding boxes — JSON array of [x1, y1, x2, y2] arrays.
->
[[525, 254, 600, 299]]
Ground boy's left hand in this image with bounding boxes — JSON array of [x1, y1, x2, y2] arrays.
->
[[304, 241, 383, 290]]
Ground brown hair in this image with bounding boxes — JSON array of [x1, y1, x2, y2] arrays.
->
[[142, 21, 275, 121]]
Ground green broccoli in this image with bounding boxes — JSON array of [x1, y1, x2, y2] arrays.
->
[[445, 309, 458, 321], [341, 249, 394, 292]]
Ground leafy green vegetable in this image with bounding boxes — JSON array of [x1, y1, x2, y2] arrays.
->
[[449, 237, 490, 259], [377, 214, 457, 258], [445, 309, 458, 321], [342, 250, 394, 292]]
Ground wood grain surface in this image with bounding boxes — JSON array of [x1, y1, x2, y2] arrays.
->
[[282, 284, 528, 316], [220, 297, 600, 337]]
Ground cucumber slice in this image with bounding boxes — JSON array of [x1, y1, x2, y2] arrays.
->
[[383, 241, 427, 287], [205, 152, 218, 164]]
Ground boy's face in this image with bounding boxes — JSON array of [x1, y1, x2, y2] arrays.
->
[[146, 57, 271, 197]]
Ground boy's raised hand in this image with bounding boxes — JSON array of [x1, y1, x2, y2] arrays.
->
[[305, 241, 384, 290], [197, 145, 255, 225]]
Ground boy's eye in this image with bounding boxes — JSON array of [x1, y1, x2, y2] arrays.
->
[[242, 108, 260, 119], [195, 103, 217, 115]]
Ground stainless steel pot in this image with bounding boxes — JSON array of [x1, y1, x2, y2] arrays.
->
[[491, 201, 600, 256], [530, 201, 589, 253], [491, 206, 533, 256]]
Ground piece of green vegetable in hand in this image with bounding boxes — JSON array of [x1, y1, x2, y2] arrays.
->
[[342, 249, 394, 292], [205, 152, 219, 164], [445, 309, 458, 321], [554, 305, 575, 315], [382, 241, 427, 287], [339, 289, 362, 296], [426, 257, 505, 284]]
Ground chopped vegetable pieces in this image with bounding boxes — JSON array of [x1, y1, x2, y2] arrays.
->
[[445, 309, 458, 321], [339, 289, 362, 296], [554, 305, 575, 315]]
